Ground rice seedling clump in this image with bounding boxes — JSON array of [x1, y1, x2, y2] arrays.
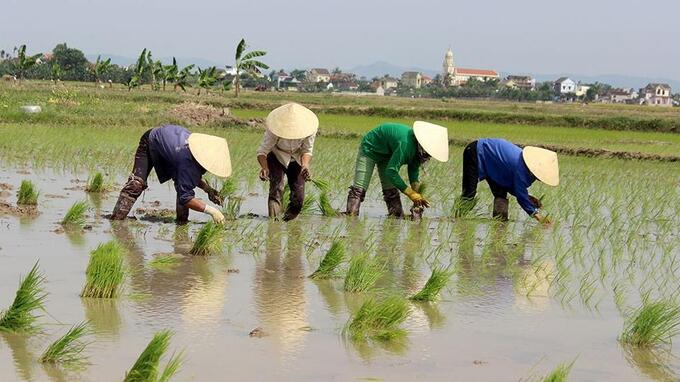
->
[[219, 178, 237, 199], [39, 321, 92, 365], [317, 191, 337, 217], [61, 200, 88, 228], [148, 254, 183, 270], [223, 197, 242, 221], [345, 296, 411, 342], [309, 241, 345, 279], [542, 361, 574, 382], [16, 180, 39, 205], [620, 300, 680, 347], [344, 252, 383, 292], [410, 268, 452, 302], [124, 329, 183, 382], [81, 241, 126, 298], [85, 172, 105, 193], [0, 262, 47, 333], [189, 221, 225, 256]]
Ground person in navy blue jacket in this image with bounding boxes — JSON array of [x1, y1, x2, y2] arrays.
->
[[110, 125, 232, 224], [456, 138, 559, 223]]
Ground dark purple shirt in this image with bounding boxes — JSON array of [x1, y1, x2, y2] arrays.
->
[[149, 125, 205, 205]]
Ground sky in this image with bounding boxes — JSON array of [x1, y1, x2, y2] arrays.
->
[[1, 0, 677, 81]]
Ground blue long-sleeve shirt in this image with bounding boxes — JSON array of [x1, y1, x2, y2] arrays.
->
[[476, 138, 537, 216], [148, 125, 206, 205]]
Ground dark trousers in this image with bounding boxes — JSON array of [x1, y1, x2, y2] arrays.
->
[[267, 153, 305, 221], [461, 140, 508, 199]]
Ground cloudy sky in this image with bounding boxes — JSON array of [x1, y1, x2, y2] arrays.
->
[[1, 0, 677, 80]]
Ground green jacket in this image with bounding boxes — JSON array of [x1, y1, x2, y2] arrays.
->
[[360, 123, 420, 192]]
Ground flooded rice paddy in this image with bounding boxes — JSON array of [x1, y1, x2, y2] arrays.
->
[[0, 128, 679, 381]]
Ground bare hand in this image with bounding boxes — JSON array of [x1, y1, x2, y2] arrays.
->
[[529, 195, 543, 209], [207, 188, 223, 206], [259, 168, 270, 181], [300, 166, 311, 181]]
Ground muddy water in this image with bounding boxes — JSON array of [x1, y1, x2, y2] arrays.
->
[[0, 166, 678, 382]]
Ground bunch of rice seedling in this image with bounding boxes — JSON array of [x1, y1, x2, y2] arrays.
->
[[344, 252, 383, 293], [80, 241, 126, 298], [16, 180, 39, 205], [542, 361, 574, 382], [451, 197, 476, 218], [309, 241, 345, 279], [410, 268, 453, 302], [61, 200, 88, 228], [317, 191, 338, 217], [0, 262, 47, 332], [124, 330, 183, 382], [345, 296, 411, 341], [219, 178, 237, 199], [310, 178, 330, 193], [189, 221, 225, 256], [223, 197, 242, 221], [85, 172, 105, 193], [39, 321, 92, 365], [620, 300, 680, 347], [301, 194, 316, 215], [148, 254, 183, 270]]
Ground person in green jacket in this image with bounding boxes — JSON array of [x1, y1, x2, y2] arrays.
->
[[345, 121, 449, 217]]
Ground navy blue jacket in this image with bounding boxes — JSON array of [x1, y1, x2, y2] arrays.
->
[[476, 139, 537, 215], [149, 125, 205, 205]]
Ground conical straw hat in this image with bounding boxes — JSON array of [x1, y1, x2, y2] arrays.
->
[[522, 146, 559, 186], [187, 133, 232, 178], [266, 103, 319, 139], [412, 121, 449, 162]]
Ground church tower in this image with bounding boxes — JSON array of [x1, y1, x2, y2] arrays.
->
[[443, 48, 455, 85]]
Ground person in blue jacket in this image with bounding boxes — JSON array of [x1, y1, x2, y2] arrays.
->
[[456, 138, 559, 223], [110, 125, 232, 224]]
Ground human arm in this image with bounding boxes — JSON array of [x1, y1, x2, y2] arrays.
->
[[384, 147, 429, 208], [185, 198, 225, 224], [299, 134, 315, 181], [407, 161, 421, 191], [198, 178, 222, 206], [176, 166, 224, 223], [256, 130, 278, 181]]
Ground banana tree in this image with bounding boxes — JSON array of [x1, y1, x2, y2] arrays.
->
[[51, 63, 61, 82], [196, 66, 217, 95], [127, 48, 148, 91], [16, 44, 42, 80], [233, 38, 268, 97], [174, 64, 194, 92], [150, 60, 164, 91], [159, 57, 179, 91], [92, 55, 112, 86]]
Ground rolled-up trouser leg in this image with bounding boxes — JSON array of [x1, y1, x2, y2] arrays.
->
[[382, 188, 404, 218], [345, 186, 365, 216], [111, 175, 147, 219], [175, 195, 189, 225], [267, 153, 285, 220], [283, 161, 305, 221], [346, 148, 374, 216], [493, 197, 509, 221]]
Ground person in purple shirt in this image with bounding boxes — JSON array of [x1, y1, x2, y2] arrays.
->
[[455, 138, 559, 224], [110, 125, 232, 224]]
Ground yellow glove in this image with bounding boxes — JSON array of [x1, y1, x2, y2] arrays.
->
[[410, 182, 421, 193], [404, 187, 430, 208]]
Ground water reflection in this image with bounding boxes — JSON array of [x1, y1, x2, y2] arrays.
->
[[81, 298, 122, 339], [0, 332, 34, 381], [253, 221, 308, 354], [622, 345, 680, 382]]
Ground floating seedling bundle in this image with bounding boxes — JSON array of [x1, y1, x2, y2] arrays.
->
[[189, 221, 225, 256], [0, 262, 47, 333], [16, 180, 39, 205], [61, 200, 89, 228], [309, 241, 345, 279], [81, 241, 126, 298], [410, 268, 452, 302], [39, 321, 92, 365], [345, 296, 411, 342], [85, 172, 105, 193], [620, 300, 680, 347], [124, 329, 183, 382]]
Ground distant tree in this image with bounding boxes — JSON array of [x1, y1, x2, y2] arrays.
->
[[233, 38, 269, 97], [174, 64, 194, 92], [290, 69, 306, 81], [51, 63, 62, 82], [159, 57, 179, 91], [332, 67, 342, 75], [15, 44, 42, 80], [196, 66, 218, 95], [92, 55, 112, 86], [127, 48, 148, 91], [52, 43, 88, 81]]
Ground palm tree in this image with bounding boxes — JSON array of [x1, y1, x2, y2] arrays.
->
[[196, 66, 217, 95], [92, 55, 112, 86], [16, 45, 42, 80], [233, 38, 268, 97]]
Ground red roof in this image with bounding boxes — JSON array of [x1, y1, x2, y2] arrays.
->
[[455, 68, 498, 76]]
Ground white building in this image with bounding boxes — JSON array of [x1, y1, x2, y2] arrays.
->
[[575, 84, 591, 97], [554, 77, 576, 94], [306, 68, 331, 83], [640, 83, 672, 106], [442, 48, 499, 86]]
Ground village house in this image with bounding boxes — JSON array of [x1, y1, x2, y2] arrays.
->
[[502, 75, 535, 90], [639, 83, 672, 106], [401, 71, 422, 89], [421, 75, 433, 86], [442, 48, 499, 86], [575, 84, 591, 97], [602, 88, 636, 104], [554, 77, 576, 94], [330, 72, 358, 91], [380, 77, 399, 90], [306, 68, 331, 83]]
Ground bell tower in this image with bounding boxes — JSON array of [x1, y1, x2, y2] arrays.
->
[[443, 47, 455, 85]]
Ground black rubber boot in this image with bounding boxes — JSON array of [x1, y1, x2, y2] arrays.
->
[[492, 197, 509, 221], [175, 198, 189, 225], [110, 175, 146, 220], [345, 186, 366, 216], [382, 188, 404, 218]]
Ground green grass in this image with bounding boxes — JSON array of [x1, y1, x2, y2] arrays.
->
[[39, 321, 92, 365], [345, 296, 411, 341], [344, 252, 383, 293], [16, 180, 39, 205], [542, 361, 574, 382], [80, 241, 126, 298], [409, 268, 452, 302], [85, 172, 105, 193], [0, 262, 47, 333], [620, 300, 680, 347], [61, 200, 88, 228], [189, 221, 225, 256], [309, 241, 345, 279], [124, 329, 183, 382]]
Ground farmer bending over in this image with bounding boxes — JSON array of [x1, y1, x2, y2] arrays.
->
[[345, 122, 449, 217], [257, 103, 318, 221], [110, 125, 231, 224], [455, 138, 558, 223]]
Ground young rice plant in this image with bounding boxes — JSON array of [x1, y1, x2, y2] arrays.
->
[[81, 241, 126, 298], [344, 252, 383, 293], [85, 172, 105, 193], [0, 262, 47, 332], [39, 321, 92, 365], [61, 200, 88, 228], [189, 221, 225, 256], [16, 180, 39, 205], [541, 360, 575, 382], [123, 329, 183, 382], [410, 268, 452, 302], [620, 300, 680, 347], [309, 241, 345, 279], [345, 296, 411, 342]]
